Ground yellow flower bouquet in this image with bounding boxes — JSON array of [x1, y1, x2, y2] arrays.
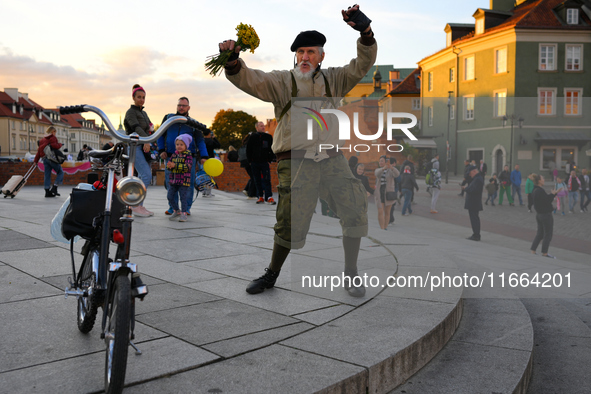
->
[[205, 23, 260, 77]]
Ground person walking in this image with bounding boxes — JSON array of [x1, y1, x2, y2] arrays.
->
[[400, 165, 419, 216], [484, 173, 498, 206], [459, 159, 470, 197], [354, 163, 374, 196], [554, 176, 568, 215], [479, 159, 487, 179], [510, 164, 524, 206], [498, 165, 514, 206], [429, 166, 442, 213], [158, 96, 209, 214], [530, 174, 561, 258], [374, 156, 399, 229], [124, 84, 154, 217], [566, 170, 582, 213], [579, 169, 590, 212], [34, 126, 64, 197], [166, 135, 193, 222], [239, 133, 257, 199], [219, 4, 377, 297], [463, 165, 484, 241], [525, 173, 535, 212], [247, 121, 276, 205]]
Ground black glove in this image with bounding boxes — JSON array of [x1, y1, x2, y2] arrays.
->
[[343, 5, 372, 32], [221, 46, 240, 62]]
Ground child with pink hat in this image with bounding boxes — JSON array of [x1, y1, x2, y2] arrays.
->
[[166, 134, 194, 222]]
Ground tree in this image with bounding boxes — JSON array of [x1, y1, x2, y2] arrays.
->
[[211, 109, 258, 150]]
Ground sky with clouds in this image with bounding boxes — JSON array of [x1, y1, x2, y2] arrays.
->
[[0, 0, 477, 128]]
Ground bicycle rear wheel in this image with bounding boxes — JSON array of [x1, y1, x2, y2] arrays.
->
[[104, 274, 131, 394], [77, 249, 100, 333]]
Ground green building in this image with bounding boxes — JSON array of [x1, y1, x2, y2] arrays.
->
[[418, 0, 591, 178]]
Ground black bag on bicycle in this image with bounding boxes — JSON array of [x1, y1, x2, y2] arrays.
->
[[62, 188, 125, 240]]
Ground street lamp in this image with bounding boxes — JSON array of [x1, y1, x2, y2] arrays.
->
[[28, 124, 34, 153], [502, 114, 524, 170], [445, 91, 453, 184]]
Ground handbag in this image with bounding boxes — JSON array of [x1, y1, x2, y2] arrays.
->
[[386, 191, 397, 201], [62, 188, 124, 240]]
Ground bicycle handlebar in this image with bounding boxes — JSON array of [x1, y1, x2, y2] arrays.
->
[[58, 105, 192, 145]]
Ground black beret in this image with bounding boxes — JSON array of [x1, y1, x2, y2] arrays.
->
[[290, 30, 326, 52]]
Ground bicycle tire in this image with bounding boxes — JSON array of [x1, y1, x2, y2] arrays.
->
[[76, 249, 100, 333], [104, 274, 131, 394]]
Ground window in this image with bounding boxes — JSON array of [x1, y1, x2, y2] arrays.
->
[[538, 88, 556, 115], [464, 95, 475, 120], [539, 44, 556, 70], [428, 72, 433, 91], [449, 67, 455, 83], [475, 18, 484, 35], [450, 104, 455, 120], [19, 136, 26, 150], [565, 89, 582, 115], [494, 90, 507, 117], [561, 148, 576, 168], [566, 44, 582, 71], [542, 148, 556, 170], [495, 47, 507, 74], [11, 134, 16, 150], [464, 56, 475, 80], [428, 106, 433, 126], [412, 98, 421, 110], [11, 121, 15, 130], [567, 9, 579, 25]]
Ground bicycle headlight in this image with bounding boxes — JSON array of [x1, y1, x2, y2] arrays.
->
[[116, 177, 146, 206]]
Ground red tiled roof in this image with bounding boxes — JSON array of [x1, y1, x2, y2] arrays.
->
[[387, 68, 421, 95], [421, 0, 591, 63]]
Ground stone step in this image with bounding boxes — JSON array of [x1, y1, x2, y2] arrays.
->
[[523, 298, 591, 394], [389, 297, 534, 394]]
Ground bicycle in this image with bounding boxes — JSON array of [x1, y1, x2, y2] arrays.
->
[[59, 105, 200, 393]]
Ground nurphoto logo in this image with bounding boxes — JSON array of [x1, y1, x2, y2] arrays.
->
[[306, 109, 418, 153]]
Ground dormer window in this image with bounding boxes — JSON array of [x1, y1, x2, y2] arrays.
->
[[475, 18, 484, 35], [19, 105, 23, 115], [446, 32, 452, 47], [567, 9, 579, 25], [12, 103, 16, 113]]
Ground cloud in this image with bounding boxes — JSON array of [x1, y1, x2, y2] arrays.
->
[[0, 46, 275, 129]]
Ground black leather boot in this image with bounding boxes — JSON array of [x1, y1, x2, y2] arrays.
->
[[45, 188, 56, 197], [246, 268, 280, 294], [50, 185, 60, 196]]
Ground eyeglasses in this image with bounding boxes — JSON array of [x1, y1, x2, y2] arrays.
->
[[177, 104, 189, 107]]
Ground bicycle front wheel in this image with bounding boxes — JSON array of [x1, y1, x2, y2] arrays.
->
[[77, 249, 100, 334], [104, 274, 131, 394]]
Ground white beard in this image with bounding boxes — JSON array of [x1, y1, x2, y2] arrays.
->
[[293, 61, 314, 80]]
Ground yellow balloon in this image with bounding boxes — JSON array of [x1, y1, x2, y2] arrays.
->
[[203, 158, 224, 177]]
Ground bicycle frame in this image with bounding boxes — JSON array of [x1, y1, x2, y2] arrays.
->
[[59, 104, 195, 391]]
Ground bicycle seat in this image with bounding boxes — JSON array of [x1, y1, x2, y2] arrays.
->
[[89, 147, 115, 159]]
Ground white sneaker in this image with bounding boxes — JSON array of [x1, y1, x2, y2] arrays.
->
[[131, 206, 150, 217]]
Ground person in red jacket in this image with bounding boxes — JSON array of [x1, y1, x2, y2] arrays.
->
[[34, 126, 64, 197]]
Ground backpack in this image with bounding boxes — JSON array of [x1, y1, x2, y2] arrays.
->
[[425, 160, 433, 173], [426, 169, 437, 186], [44, 145, 66, 164]]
